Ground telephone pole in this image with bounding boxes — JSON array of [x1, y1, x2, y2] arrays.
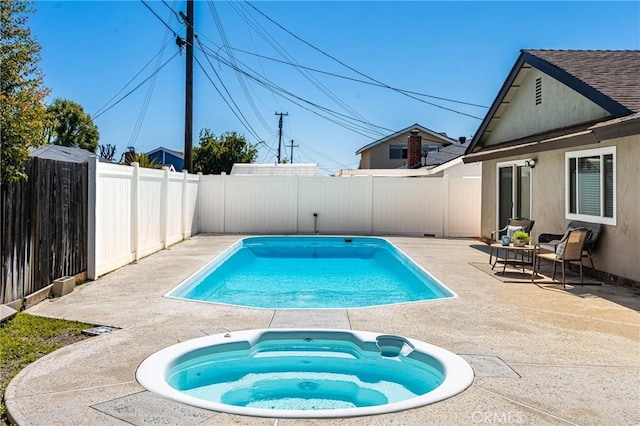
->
[[183, 0, 194, 172], [286, 139, 299, 163], [275, 112, 288, 163]]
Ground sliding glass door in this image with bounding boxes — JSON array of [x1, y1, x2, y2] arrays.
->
[[497, 161, 532, 229]]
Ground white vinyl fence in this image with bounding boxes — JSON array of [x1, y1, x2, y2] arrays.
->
[[199, 175, 481, 237], [87, 158, 200, 279], [87, 160, 480, 280]]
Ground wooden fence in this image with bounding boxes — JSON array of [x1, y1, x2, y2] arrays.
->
[[1, 158, 87, 305]]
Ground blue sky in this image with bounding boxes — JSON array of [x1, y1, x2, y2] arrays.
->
[[30, 1, 639, 174]]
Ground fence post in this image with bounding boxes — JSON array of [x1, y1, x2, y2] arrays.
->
[[87, 156, 99, 280], [221, 172, 226, 233], [181, 169, 188, 239], [443, 174, 450, 238], [161, 167, 169, 249], [131, 162, 140, 261], [196, 171, 202, 234]]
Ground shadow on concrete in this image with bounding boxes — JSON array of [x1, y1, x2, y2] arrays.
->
[[469, 244, 640, 312]]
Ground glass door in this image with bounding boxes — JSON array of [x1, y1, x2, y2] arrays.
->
[[497, 161, 532, 230]]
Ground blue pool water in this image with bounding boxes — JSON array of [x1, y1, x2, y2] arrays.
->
[[136, 330, 475, 418], [167, 236, 455, 309]]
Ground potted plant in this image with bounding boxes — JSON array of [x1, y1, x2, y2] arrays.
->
[[512, 231, 530, 247]]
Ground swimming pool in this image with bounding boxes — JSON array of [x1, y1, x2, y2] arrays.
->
[[136, 329, 474, 418], [166, 236, 456, 309]]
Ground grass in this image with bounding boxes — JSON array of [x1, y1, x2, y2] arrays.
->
[[0, 312, 93, 425]]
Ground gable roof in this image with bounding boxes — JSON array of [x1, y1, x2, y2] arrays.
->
[[423, 139, 470, 167], [146, 146, 184, 159], [30, 144, 103, 163], [466, 49, 640, 155], [356, 123, 457, 155]]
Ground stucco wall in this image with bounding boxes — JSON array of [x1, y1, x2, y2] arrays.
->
[[481, 135, 640, 282], [359, 130, 451, 169], [485, 69, 610, 146]]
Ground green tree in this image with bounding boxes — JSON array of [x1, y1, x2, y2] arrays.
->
[[45, 98, 99, 153], [193, 129, 258, 175], [0, 0, 49, 183]]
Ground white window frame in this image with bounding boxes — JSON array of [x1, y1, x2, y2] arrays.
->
[[565, 146, 616, 226]]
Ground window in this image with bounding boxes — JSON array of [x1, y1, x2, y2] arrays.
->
[[389, 145, 407, 160], [565, 147, 616, 225]]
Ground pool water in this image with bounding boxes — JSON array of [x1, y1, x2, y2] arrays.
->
[[167, 236, 455, 308], [136, 329, 475, 418]]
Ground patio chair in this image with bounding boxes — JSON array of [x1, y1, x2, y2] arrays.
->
[[537, 220, 602, 273], [489, 218, 535, 265], [532, 228, 590, 288]]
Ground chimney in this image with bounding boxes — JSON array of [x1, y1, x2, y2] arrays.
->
[[407, 130, 422, 169]]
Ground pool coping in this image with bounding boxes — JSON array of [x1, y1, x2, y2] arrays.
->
[[7, 234, 640, 425]]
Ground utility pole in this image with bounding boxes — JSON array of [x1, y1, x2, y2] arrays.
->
[[275, 112, 288, 163], [183, 0, 194, 172], [286, 139, 299, 163]]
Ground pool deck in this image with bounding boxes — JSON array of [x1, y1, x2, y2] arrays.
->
[[6, 235, 640, 426]]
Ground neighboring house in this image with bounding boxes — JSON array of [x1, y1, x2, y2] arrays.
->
[[230, 163, 319, 176], [334, 157, 481, 178], [356, 124, 459, 169], [30, 144, 107, 163], [146, 147, 184, 171], [463, 49, 640, 284]]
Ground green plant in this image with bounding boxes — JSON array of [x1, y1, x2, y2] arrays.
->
[[512, 231, 530, 244], [0, 313, 93, 424]]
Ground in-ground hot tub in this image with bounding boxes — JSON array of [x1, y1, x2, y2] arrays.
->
[[136, 329, 474, 418]]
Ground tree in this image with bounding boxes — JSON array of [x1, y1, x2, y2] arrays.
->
[[99, 143, 117, 161], [45, 98, 99, 153], [121, 146, 159, 169], [193, 129, 258, 175], [0, 0, 49, 183]]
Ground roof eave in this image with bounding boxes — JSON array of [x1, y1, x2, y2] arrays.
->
[[466, 50, 634, 157]]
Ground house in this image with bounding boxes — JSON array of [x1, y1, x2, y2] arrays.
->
[[355, 124, 459, 169], [30, 144, 108, 163], [463, 49, 640, 284], [230, 163, 319, 176], [146, 147, 184, 171]]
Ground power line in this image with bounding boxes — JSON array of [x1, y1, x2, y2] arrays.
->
[[93, 39, 174, 117], [139, 0, 181, 38], [221, 46, 489, 109], [94, 52, 179, 120], [207, 1, 277, 136], [243, 1, 483, 120], [194, 50, 263, 142], [196, 41, 390, 138], [231, 1, 375, 127], [128, 1, 178, 147]]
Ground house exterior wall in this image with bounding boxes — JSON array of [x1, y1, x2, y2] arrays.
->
[[480, 135, 640, 282], [359, 130, 451, 169], [148, 150, 184, 171], [484, 69, 610, 146]]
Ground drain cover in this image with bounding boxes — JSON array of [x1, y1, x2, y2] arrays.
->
[[82, 325, 120, 336], [299, 381, 319, 391]]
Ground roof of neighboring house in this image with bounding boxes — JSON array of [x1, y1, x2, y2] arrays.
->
[[423, 139, 471, 167], [525, 50, 640, 113], [466, 49, 640, 156], [230, 163, 319, 176], [146, 146, 184, 159], [355, 123, 457, 155], [30, 145, 104, 163]]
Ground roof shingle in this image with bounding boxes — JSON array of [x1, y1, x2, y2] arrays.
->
[[524, 49, 640, 113]]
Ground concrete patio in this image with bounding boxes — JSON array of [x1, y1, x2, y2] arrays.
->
[[6, 235, 640, 425]]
